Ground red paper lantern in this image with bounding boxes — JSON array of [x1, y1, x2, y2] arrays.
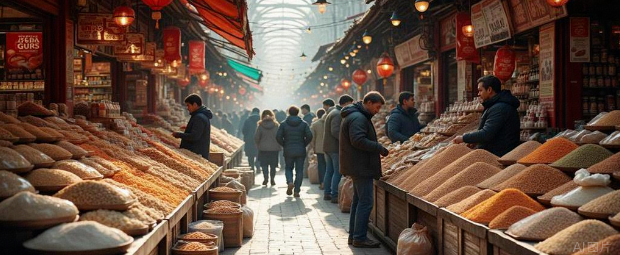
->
[[113, 6, 135, 27], [352, 69, 368, 85], [178, 78, 190, 88], [376, 53, 395, 79], [238, 87, 247, 95], [335, 85, 344, 93], [199, 79, 208, 89], [493, 45, 516, 83], [546, 0, 569, 7], [141, 0, 173, 29], [341, 78, 351, 90]]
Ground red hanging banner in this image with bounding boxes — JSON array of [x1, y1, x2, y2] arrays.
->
[[188, 40, 205, 72], [493, 45, 516, 82], [456, 12, 480, 63], [163, 26, 181, 62]]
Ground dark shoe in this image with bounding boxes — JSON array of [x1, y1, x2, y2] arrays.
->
[[294, 192, 300, 198], [271, 180, 276, 186], [348, 237, 353, 245], [262, 180, 268, 186], [319, 183, 324, 190], [331, 196, 339, 204], [324, 194, 332, 201], [286, 183, 294, 195], [353, 239, 381, 248]]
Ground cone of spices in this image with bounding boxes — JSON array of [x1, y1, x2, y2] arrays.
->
[[535, 220, 618, 255], [537, 181, 579, 206], [423, 162, 501, 202], [498, 141, 541, 165], [434, 186, 481, 208], [461, 188, 545, 225], [488, 206, 538, 230], [492, 164, 571, 196], [578, 190, 620, 219], [587, 152, 620, 174], [517, 137, 578, 165], [506, 207, 583, 241], [446, 189, 497, 214], [550, 144, 613, 172], [573, 234, 620, 255], [477, 164, 527, 190]]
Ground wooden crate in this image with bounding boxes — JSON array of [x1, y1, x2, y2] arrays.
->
[[386, 185, 409, 244], [488, 230, 542, 255], [374, 180, 387, 234], [407, 194, 439, 248], [438, 208, 491, 255], [210, 152, 225, 167]]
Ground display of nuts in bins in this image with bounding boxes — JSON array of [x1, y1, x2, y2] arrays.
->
[[28, 143, 73, 161], [79, 209, 147, 234], [54, 180, 135, 208], [53, 160, 103, 180], [204, 207, 242, 214], [210, 186, 239, 192], [205, 200, 241, 209], [174, 241, 213, 251]]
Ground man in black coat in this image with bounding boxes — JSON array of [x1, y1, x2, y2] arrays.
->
[[173, 94, 213, 160], [386, 91, 424, 143], [242, 108, 261, 171], [454, 75, 521, 157], [340, 92, 389, 248], [276, 106, 313, 198]]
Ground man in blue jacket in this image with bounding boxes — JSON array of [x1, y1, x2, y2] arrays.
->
[[277, 106, 313, 197], [386, 91, 423, 143], [173, 94, 213, 160], [454, 75, 520, 157]]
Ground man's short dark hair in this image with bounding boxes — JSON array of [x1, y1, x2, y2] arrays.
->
[[363, 91, 385, 104], [301, 104, 310, 111], [398, 91, 415, 105], [288, 106, 300, 116], [252, 108, 260, 114], [322, 99, 335, 107], [477, 75, 502, 93], [338, 95, 354, 106], [316, 109, 326, 119], [184, 94, 202, 106]]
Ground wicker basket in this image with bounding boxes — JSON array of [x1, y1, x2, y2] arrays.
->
[[172, 241, 218, 255], [223, 170, 240, 179], [203, 211, 243, 248], [238, 170, 254, 189], [209, 189, 242, 204], [178, 233, 219, 246]]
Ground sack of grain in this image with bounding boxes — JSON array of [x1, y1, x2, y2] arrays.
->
[[339, 177, 353, 213], [308, 160, 319, 184], [189, 220, 225, 251], [241, 205, 254, 238], [396, 223, 434, 255]]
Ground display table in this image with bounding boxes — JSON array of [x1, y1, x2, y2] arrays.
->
[[192, 167, 224, 221], [124, 221, 169, 255]]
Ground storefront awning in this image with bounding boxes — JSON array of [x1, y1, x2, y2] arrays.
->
[[183, 0, 254, 58], [227, 58, 262, 82]]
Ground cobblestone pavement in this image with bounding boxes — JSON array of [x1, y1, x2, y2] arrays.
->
[[222, 167, 393, 255]]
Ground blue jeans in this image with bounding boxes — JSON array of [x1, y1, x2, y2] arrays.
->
[[349, 178, 374, 241], [285, 156, 306, 193], [316, 153, 326, 185], [324, 152, 342, 197]]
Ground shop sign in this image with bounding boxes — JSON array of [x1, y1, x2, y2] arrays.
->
[[114, 33, 144, 56], [570, 17, 590, 63], [188, 41, 205, 72], [539, 22, 555, 124], [456, 12, 480, 63], [5, 32, 44, 80], [471, 0, 511, 48], [440, 13, 456, 52], [163, 27, 181, 62], [394, 34, 430, 69], [77, 14, 126, 44], [117, 42, 155, 62], [507, 0, 567, 35]]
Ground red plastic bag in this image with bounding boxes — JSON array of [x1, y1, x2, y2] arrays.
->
[[397, 223, 434, 255]]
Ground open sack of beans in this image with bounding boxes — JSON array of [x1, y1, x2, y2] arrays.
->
[[189, 220, 224, 251], [396, 223, 434, 255], [551, 169, 613, 210], [224, 180, 247, 205]]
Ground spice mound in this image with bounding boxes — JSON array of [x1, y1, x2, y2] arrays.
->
[[0, 170, 35, 198], [55, 141, 88, 159], [55, 180, 134, 208], [181, 232, 211, 240], [0, 147, 32, 172], [53, 160, 103, 180], [12, 145, 54, 168], [210, 186, 240, 192], [204, 207, 242, 214], [535, 220, 618, 255], [517, 137, 578, 164], [579, 190, 620, 218], [499, 141, 541, 164], [461, 188, 545, 225], [174, 241, 213, 251], [1, 124, 36, 142], [537, 181, 579, 205], [588, 110, 620, 126], [551, 144, 613, 169], [477, 164, 526, 190], [434, 186, 481, 208], [506, 207, 582, 241], [28, 143, 73, 161], [402, 144, 472, 191], [446, 189, 497, 214], [80, 210, 147, 233], [25, 168, 81, 188], [0, 191, 78, 221], [492, 164, 571, 195], [488, 206, 537, 230], [424, 162, 500, 202], [23, 221, 133, 251], [573, 234, 620, 255], [587, 152, 620, 174], [205, 200, 241, 209]]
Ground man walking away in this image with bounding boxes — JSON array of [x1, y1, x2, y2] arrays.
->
[[340, 91, 389, 248], [254, 110, 282, 186], [454, 75, 521, 157], [301, 104, 315, 126], [276, 106, 313, 197], [173, 94, 213, 160], [242, 108, 261, 171], [387, 91, 424, 143], [221, 113, 235, 135], [310, 108, 327, 190], [323, 94, 354, 203]]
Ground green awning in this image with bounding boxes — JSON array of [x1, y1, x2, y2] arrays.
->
[[227, 58, 262, 82]]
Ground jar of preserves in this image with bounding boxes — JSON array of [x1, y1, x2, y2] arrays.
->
[[598, 76, 605, 87], [596, 64, 604, 75], [607, 95, 616, 110], [583, 64, 590, 75]]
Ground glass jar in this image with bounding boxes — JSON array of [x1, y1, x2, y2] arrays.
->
[[590, 97, 598, 114], [607, 95, 616, 110], [606, 76, 612, 87], [598, 98, 606, 113], [598, 76, 605, 87], [596, 64, 604, 75], [589, 64, 597, 74], [609, 64, 617, 76], [583, 97, 590, 113], [590, 76, 598, 87], [583, 64, 589, 75]]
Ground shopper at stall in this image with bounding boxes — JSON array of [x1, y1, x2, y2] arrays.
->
[[386, 91, 424, 143], [454, 75, 521, 157], [310, 108, 327, 190], [242, 108, 261, 171], [276, 106, 313, 197], [254, 110, 282, 186], [322, 98, 335, 112], [323, 94, 354, 203], [173, 94, 213, 160], [221, 113, 235, 135], [340, 91, 389, 248]]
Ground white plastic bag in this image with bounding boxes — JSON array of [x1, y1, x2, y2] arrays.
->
[[397, 223, 434, 255], [241, 205, 254, 238], [551, 169, 614, 208], [189, 220, 225, 251], [573, 169, 611, 187]]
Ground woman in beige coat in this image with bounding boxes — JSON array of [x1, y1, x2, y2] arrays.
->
[[310, 109, 327, 189], [254, 110, 282, 185]]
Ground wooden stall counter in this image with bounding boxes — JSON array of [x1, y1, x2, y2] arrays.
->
[[125, 220, 169, 255]]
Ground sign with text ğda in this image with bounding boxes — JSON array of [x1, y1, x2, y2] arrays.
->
[[539, 22, 555, 125], [77, 13, 126, 44], [471, 0, 511, 48], [570, 17, 590, 63], [5, 32, 43, 80], [394, 34, 430, 69]]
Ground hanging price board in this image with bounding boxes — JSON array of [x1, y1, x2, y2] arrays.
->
[[77, 14, 126, 44], [471, 0, 511, 48]]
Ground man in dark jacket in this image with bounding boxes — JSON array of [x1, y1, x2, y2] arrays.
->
[[276, 106, 313, 197], [340, 92, 389, 248], [301, 104, 316, 126], [386, 91, 424, 143], [221, 113, 235, 135], [242, 108, 261, 171], [454, 75, 521, 157], [322, 94, 354, 203], [173, 94, 213, 160]]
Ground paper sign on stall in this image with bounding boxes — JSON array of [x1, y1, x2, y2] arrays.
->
[[472, 0, 512, 48]]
